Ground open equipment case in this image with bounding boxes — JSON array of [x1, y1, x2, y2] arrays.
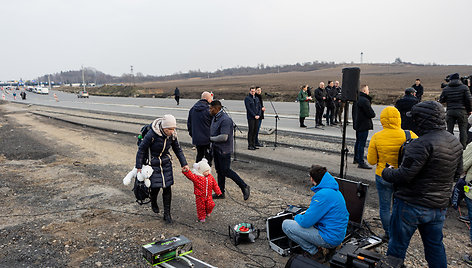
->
[[266, 210, 303, 256], [266, 177, 370, 257]]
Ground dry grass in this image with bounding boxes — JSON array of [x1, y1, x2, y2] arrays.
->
[[134, 64, 472, 105]]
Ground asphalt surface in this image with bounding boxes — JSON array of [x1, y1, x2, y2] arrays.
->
[[2, 101, 377, 184], [2, 88, 388, 140]]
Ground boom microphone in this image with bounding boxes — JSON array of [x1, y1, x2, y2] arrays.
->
[[265, 92, 274, 97]]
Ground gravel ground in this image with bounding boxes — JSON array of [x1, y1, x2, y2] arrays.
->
[[0, 103, 471, 267]]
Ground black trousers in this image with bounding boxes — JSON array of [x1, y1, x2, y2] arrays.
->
[[315, 104, 325, 125], [446, 109, 468, 148], [213, 150, 247, 193], [299, 117, 306, 126], [247, 118, 258, 147], [150, 187, 172, 211], [196, 144, 212, 165], [175, 96, 180, 105], [326, 105, 335, 124]]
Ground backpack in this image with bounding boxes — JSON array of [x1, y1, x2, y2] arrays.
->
[[134, 123, 154, 205], [132, 178, 151, 205], [398, 130, 413, 166], [137, 123, 153, 165]]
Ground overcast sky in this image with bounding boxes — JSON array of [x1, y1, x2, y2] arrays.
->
[[1, 0, 471, 81]]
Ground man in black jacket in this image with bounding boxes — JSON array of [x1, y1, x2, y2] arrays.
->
[[439, 73, 472, 148], [395, 88, 419, 131], [382, 101, 463, 267], [244, 87, 261, 150], [255, 86, 265, 147], [187, 91, 213, 164], [174, 87, 180, 105], [334, 81, 343, 124], [325, 81, 337, 125], [353, 85, 375, 169], [314, 82, 327, 128], [411, 79, 423, 101]]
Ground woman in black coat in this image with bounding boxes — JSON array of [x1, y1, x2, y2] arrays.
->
[[136, 114, 189, 223]]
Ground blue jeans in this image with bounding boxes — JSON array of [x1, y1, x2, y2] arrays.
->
[[354, 130, 369, 164], [213, 150, 247, 193], [375, 175, 393, 236], [282, 219, 333, 255], [255, 119, 262, 144], [466, 196, 472, 243], [387, 198, 447, 268]]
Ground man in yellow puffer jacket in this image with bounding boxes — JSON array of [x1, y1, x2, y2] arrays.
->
[[367, 106, 418, 241]]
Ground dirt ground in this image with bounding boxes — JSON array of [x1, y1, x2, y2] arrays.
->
[[132, 64, 472, 105], [1, 103, 471, 267]]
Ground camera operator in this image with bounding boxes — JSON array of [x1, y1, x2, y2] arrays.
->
[[439, 73, 472, 148]]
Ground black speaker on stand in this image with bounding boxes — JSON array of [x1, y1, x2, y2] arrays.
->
[[340, 67, 360, 178]]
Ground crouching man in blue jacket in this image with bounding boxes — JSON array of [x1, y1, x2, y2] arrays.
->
[[282, 165, 349, 258]]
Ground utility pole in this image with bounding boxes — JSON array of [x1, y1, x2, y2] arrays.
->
[[82, 65, 86, 91], [130, 65, 135, 86], [360, 52, 364, 64]]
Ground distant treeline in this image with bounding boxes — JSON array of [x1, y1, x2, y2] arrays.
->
[[37, 61, 341, 85], [38, 60, 429, 85]]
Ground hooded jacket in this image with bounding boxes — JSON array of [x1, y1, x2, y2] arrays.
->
[[136, 118, 188, 188], [187, 99, 212, 146], [439, 79, 472, 112], [182, 170, 222, 197], [353, 92, 376, 132], [367, 106, 418, 177], [463, 144, 472, 199], [294, 172, 349, 247], [382, 101, 463, 208]]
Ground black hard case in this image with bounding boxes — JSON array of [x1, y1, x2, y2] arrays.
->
[[266, 212, 300, 256]]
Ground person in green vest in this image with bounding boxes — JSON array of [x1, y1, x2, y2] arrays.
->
[[297, 85, 312, 127]]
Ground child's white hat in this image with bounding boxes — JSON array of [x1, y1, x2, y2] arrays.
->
[[197, 158, 211, 175]]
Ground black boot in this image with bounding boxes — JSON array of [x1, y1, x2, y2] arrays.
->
[[150, 188, 160, 214], [162, 187, 173, 224]]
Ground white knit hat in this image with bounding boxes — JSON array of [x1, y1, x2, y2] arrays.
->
[[197, 159, 211, 174], [161, 114, 177, 128]]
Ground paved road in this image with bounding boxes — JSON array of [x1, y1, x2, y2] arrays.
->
[[3, 89, 390, 140]]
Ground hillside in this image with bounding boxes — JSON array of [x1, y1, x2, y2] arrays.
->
[[57, 64, 472, 105]]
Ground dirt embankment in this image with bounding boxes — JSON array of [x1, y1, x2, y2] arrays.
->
[[0, 103, 471, 267], [59, 64, 472, 105]]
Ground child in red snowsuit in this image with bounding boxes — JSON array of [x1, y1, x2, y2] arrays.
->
[[182, 159, 222, 222]]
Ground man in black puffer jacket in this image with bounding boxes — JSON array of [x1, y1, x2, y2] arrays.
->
[[382, 101, 463, 267], [439, 73, 472, 148], [395, 87, 419, 131]]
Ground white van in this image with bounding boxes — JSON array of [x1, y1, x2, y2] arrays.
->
[[36, 87, 49, 94]]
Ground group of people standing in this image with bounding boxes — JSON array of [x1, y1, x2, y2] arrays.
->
[[298, 81, 343, 128], [134, 91, 251, 225], [363, 74, 472, 267], [244, 86, 265, 150]]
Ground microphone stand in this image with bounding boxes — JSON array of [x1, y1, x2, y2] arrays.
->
[[266, 94, 280, 149], [339, 101, 350, 179], [222, 107, 249, 163]]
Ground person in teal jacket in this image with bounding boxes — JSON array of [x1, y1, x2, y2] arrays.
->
[[282, 165, 349, 256]]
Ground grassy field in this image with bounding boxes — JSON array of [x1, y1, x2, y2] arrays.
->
[[66, 64, 472, 105]]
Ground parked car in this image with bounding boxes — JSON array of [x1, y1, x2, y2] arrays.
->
[[77, 91, 89, 98]]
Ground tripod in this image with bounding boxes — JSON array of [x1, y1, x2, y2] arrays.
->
[[266, 95, 280, 149], [339, 101, 350, 179], [222, 107, 249, 163]]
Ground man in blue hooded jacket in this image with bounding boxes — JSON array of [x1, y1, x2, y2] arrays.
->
[[282, 165, 349, 257]]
